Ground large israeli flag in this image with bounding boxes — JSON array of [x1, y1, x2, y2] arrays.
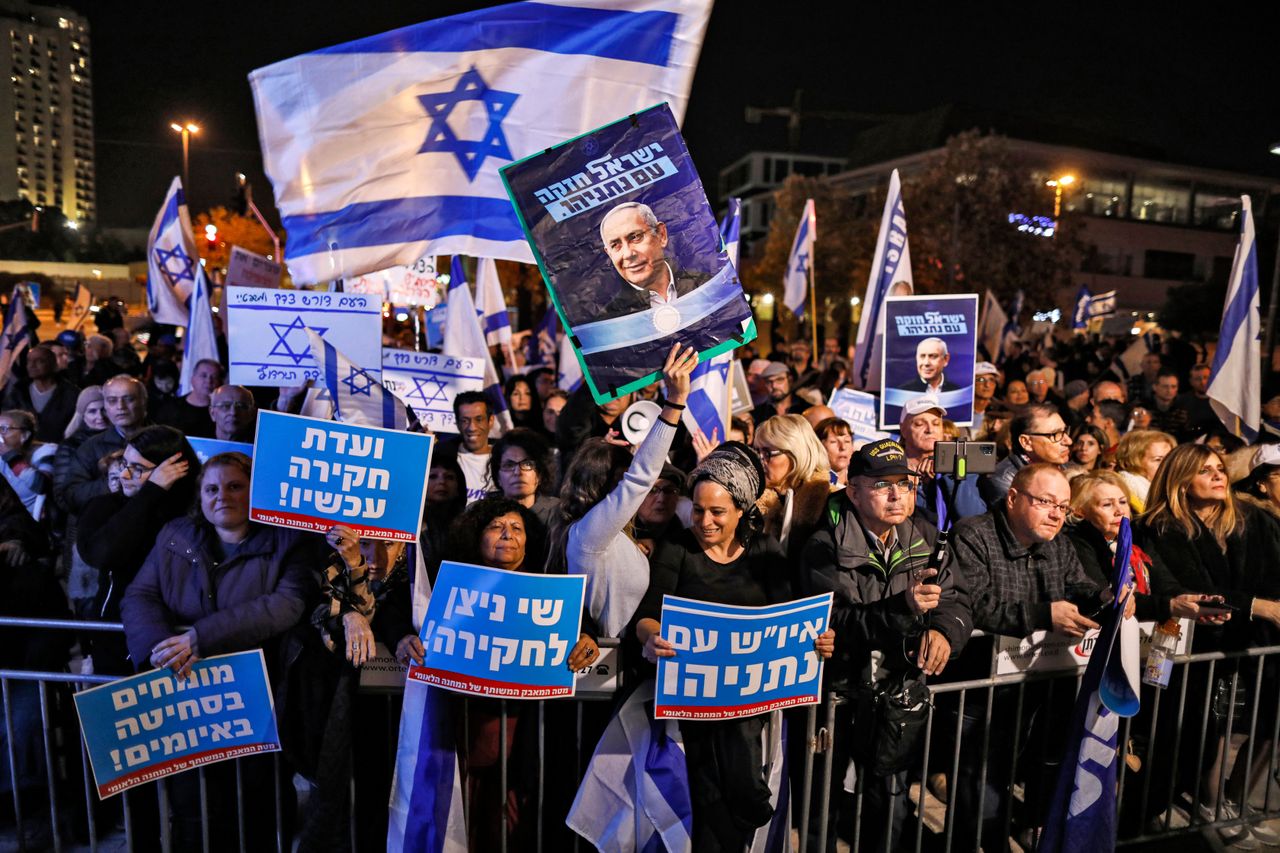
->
[[720, 196, 742, 268], [783, 198, 815, 315], [146, 177, 199, 324], [1207, 195, 1261, 440], [445, 257, 514, 434], [177, 267, 219, 397], [851, 169, 912, 390], [248, 0, 713, 285]]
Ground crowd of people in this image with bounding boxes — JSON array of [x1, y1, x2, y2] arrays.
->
[[2, 296, 1280, 852]]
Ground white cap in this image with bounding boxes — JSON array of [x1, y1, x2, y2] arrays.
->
[[974, 361, 1000, 377], [899, 396, 947, 425], [1251, 443, 1280, 473]]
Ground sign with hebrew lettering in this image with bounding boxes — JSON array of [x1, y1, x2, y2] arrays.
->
[[654, 592, 832, 720], [880, 294, 978, 428], [248, 410, 433, 541], [380, 348, 485, 434], [409, 561, 586, 699], [224, 245, 282, 290], [347, 256, 444, 308], [995, 620, 1192, 676], [500, 103, 755, 404], [828, 388, 891, 445], [225, 286, 381, 387], [73, 651, 279, 799]]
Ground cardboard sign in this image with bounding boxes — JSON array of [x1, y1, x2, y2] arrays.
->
[[380, 348, 485, 434], [249, 410, 433, 542], [347, 256, 444, 308], [410, 562, 587, 699], [655, 593, 832, 720], [501, 103, 756, 404], [74, 651, 280, 799], [994, 620, 1193, 676], [226, 286, 381, 387], [224, 246, 282, 290], [880, 294, 979, 428]]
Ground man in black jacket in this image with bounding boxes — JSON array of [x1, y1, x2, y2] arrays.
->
[[803, 439, 971, 851], [1, 345, 78, 442], [595, 202, 705, 323]]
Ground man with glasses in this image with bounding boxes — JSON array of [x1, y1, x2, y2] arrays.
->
[[595, 202, 707, 323], [56, 375, 150, 514], [803, 438, 972, 852], [978, 402, 1072, 507], [967, 361, 1000, 437], [209, 385, 257, 443]]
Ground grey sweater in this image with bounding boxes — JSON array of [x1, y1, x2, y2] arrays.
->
[[566, 419, 676, 637]]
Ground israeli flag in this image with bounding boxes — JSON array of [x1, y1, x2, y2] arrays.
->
[[783, 198, 815, 315], [1071, 285, 1091, 330], [852, 169, 912, 390], [996, 289, 1024, 367], [0, 296, 32, 392], [248, 0, 713, 285], [1207, 195, 1261, 440], [720, 196, 742, 268], [527, 305, 558, 368], [558, 327, 584, 393], [304, 327, 412, 430], [473, 258, 512, 349], [978, 288, 1009, 362], [177, 267, 219, 397], [146, 177, 199, 324], [1088, 290, 1117, 318], [445, 257, 514, 434], [683, 352, 732, 442]]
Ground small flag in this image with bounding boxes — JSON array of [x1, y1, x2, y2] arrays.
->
[[178, 267, 219, 397], [0, 297, 32, 391], [474, 258, 512, 349], [720, 197, 742, 269], [852, 169, 913, 390], [444, 257, 514, 434], [1207, 196, 1260, 440], [1088, 290, 1117, 319], [978, 289, 1009, 362], [783, 198, 815, 315], [558, 326, 583, 393], [146, 177, 199, 324], [1071, 285, 1092, 331], [69, 283, 93, 330], [996, 289, 1025, 367], [683, 352, 732, 442], [527, 306, 558, 368], [304, 327, 411, 430]]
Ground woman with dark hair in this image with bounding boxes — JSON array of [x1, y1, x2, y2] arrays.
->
[[630, 443, 834, 851], [504, 374, 544, 433], [814, 416, 854, 489], [1069, 423, 1109, 472], [488, 427, 559, 566], [419, 446, 468, 583], [122, 452, 317, 850], [77, 424, 199, 674]]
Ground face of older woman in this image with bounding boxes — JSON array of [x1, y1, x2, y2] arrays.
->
[[822, 430, 853, 475], [1186, 454, 1228, 506], [83, 399, 109, 431], [753, 440, 793, 490], [1141, 441, 1172, 481], [0, 416, 28, 455], [1078, 482, 1129, 540], [1072, 433, 1101, 467], [200, 463, 251, 535], [691, 481, 743, 551], [498, 446, 539, 500], [480, 512, 526, 572]]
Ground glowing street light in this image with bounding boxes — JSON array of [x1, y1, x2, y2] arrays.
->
[[1045, 174, 1076, 219], [170, 121, 201, 191]]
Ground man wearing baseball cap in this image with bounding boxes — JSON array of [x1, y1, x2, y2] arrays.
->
[[802, 437, 972, 852], [899, 397, 987, 525], [750, 361, 801, 422], [969, 361, 1000, 437]]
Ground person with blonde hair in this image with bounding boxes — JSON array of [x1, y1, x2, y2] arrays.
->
[[752, 413, 831, 560], [1114, 429, 1176, 513]]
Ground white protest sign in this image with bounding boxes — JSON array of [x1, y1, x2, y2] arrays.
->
[[730, 360, 753, 415], [225, 245, 282, 289], [381, 348, 484, 433], [994, 619, 1192, 676], [347, 257, 443, 308], [828, 388, 891, 445], [226, 287, 381, 387]]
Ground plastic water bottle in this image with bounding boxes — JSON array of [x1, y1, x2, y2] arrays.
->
[[1142, 619, 1181, 688]]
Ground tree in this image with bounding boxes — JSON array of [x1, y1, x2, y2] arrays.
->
[[192, 206, 283, 272]]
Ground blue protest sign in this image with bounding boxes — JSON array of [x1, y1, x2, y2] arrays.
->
[[226, 286, 382, 387], [74, 651, 279, 799], [828, 388, 891, 445], [248, 410, 433, 541], [410, 561, 586, 699], [879, 294, 979, 428], [381, 348, 485, 434], [501, 103, 756, 404], [187, 437, 254, 465], [655, 593, 832, 720]]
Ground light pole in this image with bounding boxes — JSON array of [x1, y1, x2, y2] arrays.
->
[[169, 121, 200, 191], [1045, 174, 1076, 220]]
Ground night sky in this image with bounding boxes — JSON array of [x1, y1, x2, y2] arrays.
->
[[74, 2, 1280, 230]]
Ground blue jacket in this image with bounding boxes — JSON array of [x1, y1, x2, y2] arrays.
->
[[121, 518, 319, 672]]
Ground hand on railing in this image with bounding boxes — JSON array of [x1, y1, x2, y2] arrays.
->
[[1050, 601, 1100, 638]]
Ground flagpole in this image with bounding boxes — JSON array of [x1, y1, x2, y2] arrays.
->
[[808, 238, 818, 360]]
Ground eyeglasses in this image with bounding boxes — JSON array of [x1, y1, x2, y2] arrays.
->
[[1023, 429, 1070, 443], [211, 402, 253, 412], [0, 425, 26, 436], [649, 485, 680, 498], [975, 376, 997, 385], [120, 461, 155, 477], [755, 447, 791, 461], [868, 480, 915, 495], [605, 228, 656, 253], [1020, 492, 1071, 514], [499, 459, 537, 473]]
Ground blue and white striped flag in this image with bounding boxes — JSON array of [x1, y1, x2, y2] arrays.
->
[[304, 327, 411, 430], [783, 198, 815, 315], [473, 258, 512, 349], [558, 326, 584, 393], [852, 169, 912, 390], [0, 295, 33, 392], [248, 0, 713, 285], [445, 257, 514, 434], [1088, 290, 1117, 319], [527, 305, 558, 368], [720, 197, 742, 268], [683, 352, 732, 442], [178, 267, 219, 396], [146, 177, 198, 324], [1207, 196, 1261, 441], [1071, 285, 1091, 331]]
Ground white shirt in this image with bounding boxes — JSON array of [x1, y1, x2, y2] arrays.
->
[[457, 450, 493, 505], [626, 261, 678, 309]]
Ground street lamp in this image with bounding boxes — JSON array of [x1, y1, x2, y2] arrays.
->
[[1045, 174, 1076, 219], [170, 121, 200, 191]]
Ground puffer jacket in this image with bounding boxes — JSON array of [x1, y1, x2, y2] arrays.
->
[[121, 517, 319, 672], [802, 492, 972, 692]]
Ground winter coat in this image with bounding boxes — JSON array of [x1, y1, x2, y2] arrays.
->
[[1, 378, 79, 443]]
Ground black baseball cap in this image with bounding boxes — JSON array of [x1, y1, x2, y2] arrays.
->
[[848, 438, 914, 478]]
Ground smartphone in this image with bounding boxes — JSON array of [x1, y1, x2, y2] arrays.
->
[[1197, 599, 1237, 616], [933, 441, 998, 477]]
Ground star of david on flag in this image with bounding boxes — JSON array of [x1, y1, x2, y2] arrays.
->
[[249, 0, 713, 285], [408, 376, 449, 407], [146, 177, 199, 324], [269, 316, 329, 366], [304, 327, 413, 430], [783, 198, 816, 315]]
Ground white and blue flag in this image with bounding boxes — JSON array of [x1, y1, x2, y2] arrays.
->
[[978, 288, 1009, 362], [783, 198, 815, 315], [0, 295, 33, 392], [683, 352, 732, 442], [248, 0, 713, 285], [720, 196, 742, 268], [146, 177, 199, 324], [558, 326, 584, 393], [1207, 195, 1261, 440], [852, 169, 912, 390], [1071, 285, 1091, 331], [473, 258, 512, 350], [304, 327, 412, 430], [445, 257, 514, 434], [177, 267, 219, 397], [1088, 290, 1117, 319]]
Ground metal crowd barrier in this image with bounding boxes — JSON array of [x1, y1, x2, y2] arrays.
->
[[3, 615, 1279, 853]]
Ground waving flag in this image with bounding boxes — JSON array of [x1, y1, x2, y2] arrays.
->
[[683, 352, 732, 442], [1207, 195, 1261, 440], [852, 169, 912, 390], [473, 257, 514, 370], [445, 257, 514, 434], [783, 198, 815, 315], [304, 328, 412, 430], [0, 296, 33, 391], [996, 289, 1025, 367], [249, 0, 713, 285], [558, 328, 584, 393], [527, 305, 558, 368], [146, 177, 199, 324], [178, 267, 219, 396], [1088, 290, 1117, 319], [720, 197, 742, 268], [978, 289, 1009, 362], [1040, 518, 1140, 853], [1071, 285, 1091, 331], [69, 283, 93, 331]]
